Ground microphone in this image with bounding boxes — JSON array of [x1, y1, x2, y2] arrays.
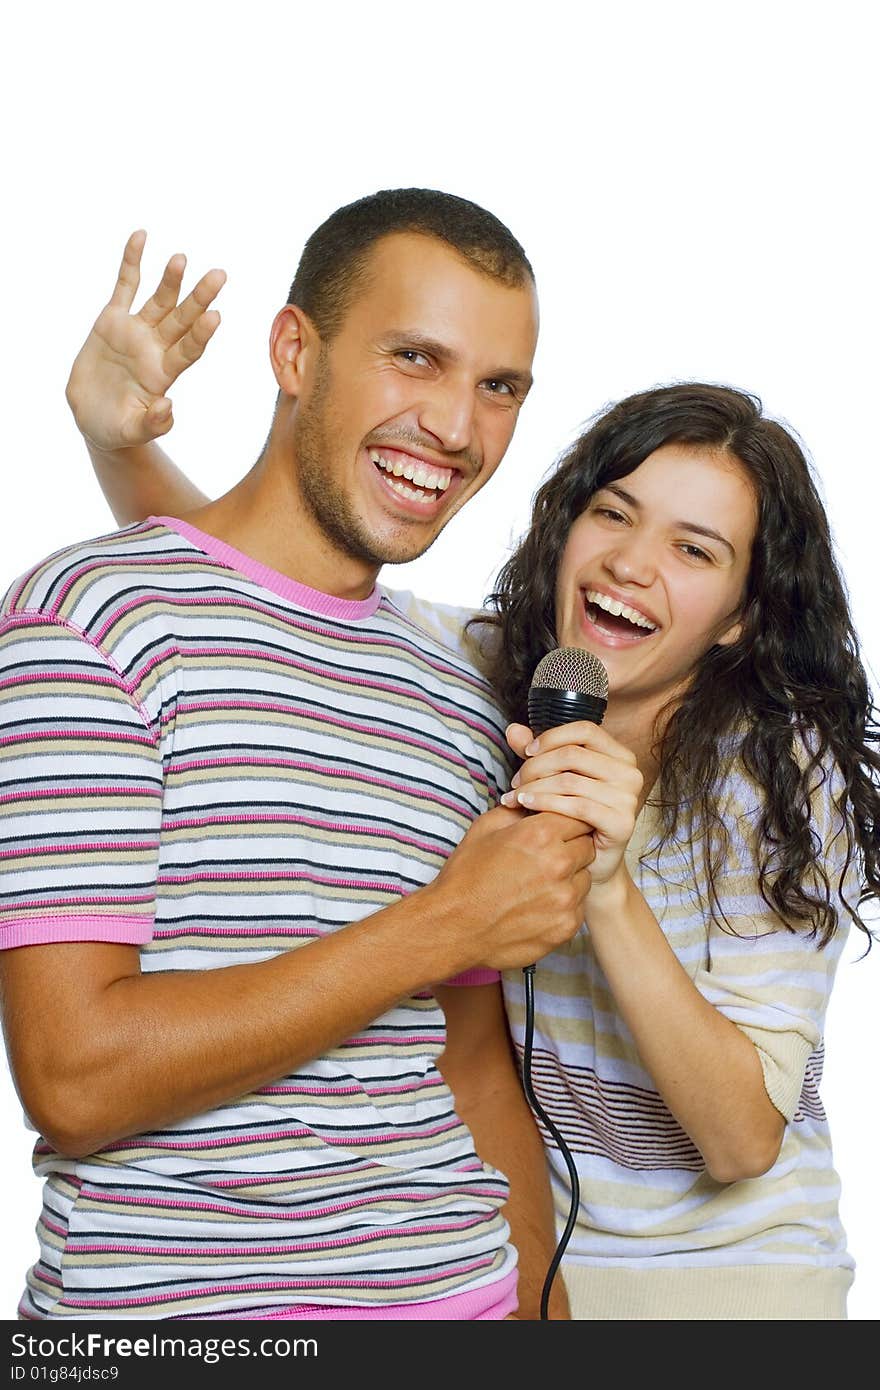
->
[[527, 646, 609, 736], [520, 645, 609, 1319]]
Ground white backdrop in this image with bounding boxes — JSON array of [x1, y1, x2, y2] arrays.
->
[[2, 0, 877, 1320]]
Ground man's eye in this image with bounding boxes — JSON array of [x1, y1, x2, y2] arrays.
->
[[482, 379, 514, 396], [396, 349, 430, 367]]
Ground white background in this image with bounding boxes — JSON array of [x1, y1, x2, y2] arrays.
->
[[1, 1, 877, 1320]]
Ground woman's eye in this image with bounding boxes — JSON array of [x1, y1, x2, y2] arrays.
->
[[595, 507, 627, 522], [680, 543, 712, 561]]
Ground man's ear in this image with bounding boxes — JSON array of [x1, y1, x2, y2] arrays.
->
[[269, 304, 318, 398]]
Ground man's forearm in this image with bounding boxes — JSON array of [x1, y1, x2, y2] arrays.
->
[[5, 807, 595, 1159], [5, 885, 472, 1159], [87, 439, 209, 527]]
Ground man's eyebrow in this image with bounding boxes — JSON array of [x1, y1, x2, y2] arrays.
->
[[380, 330, 534, 392], [602, 483, 737, 556]]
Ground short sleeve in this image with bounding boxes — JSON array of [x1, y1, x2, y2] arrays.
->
[[0, 613, 164, 948], [382, 593, 507, 989], [442, 967, 502, 987], [692, 753, 856, 1120], [382, 589, 498, 681]]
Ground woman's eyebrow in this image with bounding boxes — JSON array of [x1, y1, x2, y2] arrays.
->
[[603, 483, 736, 556]]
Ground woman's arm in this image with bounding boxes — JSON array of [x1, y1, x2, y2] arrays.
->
[[505, 720, 786, 1183], [65, 231, 222, 524]]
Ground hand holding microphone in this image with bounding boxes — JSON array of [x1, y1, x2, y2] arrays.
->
[[503, 648, 640, 1319], [503, 648, 643, 890]]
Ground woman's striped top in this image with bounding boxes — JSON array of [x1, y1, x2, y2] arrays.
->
[[0, 518, 517, 1321], [394, 596, 859, 1320]]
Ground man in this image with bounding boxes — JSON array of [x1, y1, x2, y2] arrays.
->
[[0, 190, 592, 1320]]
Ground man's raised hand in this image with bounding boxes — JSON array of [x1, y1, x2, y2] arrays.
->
[[65, 231, 226, 451]]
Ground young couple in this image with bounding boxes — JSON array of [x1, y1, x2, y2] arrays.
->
[[1, 189, 876, 1321]]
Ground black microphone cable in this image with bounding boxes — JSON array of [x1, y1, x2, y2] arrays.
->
[[521, 962, 581, 1319], [520, 646, 609, 1320]]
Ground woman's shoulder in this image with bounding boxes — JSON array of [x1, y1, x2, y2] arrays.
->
[[717, 723, 850, 855]]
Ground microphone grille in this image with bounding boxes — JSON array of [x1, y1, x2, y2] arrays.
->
[[531, 647, 609, 700]]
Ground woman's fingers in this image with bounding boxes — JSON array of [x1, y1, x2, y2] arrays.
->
[[503, 786, 634, 842], [512, 745, 643, 798], [505, 722, 534, 758], [523, 720, 639, 766]]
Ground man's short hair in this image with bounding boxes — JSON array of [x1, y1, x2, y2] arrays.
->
[[287, 187, 534, 338]]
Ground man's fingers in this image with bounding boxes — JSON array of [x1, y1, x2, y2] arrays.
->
[[570, 864, 594, 901], [108, 230, 146, 310], [530, 810, 595, 843], [146, 398, 173, 426], [139, 254, 187, 326], [119, 399, 175, 448], [162, 310, 222, 382], [156, 268, 227, 346]]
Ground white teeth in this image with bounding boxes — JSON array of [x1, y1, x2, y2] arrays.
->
[[388, 478, 427, 500], [369, 449, 452, 493], [585, 589, 658, 631]]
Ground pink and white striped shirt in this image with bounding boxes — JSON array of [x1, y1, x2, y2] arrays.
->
[[0, 518, 516, 1321]]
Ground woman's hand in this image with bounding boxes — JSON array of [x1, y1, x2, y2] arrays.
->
[[65, 230, 226, 452], [502, 721, 643, 888]]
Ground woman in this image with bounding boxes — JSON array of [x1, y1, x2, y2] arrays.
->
[[475, 384, 879, 1318], [63, 247, 879, 1319]]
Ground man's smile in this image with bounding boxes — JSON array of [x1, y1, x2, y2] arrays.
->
[[364, 443, 463, 514]]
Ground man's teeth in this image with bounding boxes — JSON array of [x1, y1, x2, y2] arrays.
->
[[585, 589, 658, 631], [370, 449, 451, 492]]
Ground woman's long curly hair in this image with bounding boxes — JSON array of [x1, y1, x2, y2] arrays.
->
[[473, 383, 880, 946]]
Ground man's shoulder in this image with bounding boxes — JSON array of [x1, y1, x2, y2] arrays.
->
[[380, 587, 501, 681], [1, 519, 191, 629], [379, 588, 514, 786]]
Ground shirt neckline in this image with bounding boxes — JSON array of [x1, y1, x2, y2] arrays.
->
[[149, 515, 383, 621]]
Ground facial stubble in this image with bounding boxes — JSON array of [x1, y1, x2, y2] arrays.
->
[[292, 352, 448, 569]]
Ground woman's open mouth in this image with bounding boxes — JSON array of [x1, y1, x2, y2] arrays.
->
[[582, 588, 659, 645]]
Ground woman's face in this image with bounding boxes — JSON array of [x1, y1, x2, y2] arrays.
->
[[554, 444, 758, 718]]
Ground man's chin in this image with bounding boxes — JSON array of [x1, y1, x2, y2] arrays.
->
[[374, 532, 444, 566]]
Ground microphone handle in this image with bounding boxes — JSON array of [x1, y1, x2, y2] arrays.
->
[[523, 686, 606, 970], [519, 689, 606, 1316]]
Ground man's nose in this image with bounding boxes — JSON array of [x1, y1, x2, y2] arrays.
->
[[417, 380, 476, 455]]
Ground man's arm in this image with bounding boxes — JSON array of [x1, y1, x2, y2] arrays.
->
[[0, 805, 594, 1160], [436, 982, 570, 1320], [65, 231, 220, 524]]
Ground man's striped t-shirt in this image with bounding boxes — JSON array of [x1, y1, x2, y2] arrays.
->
[[0, 517, 517, 1321]]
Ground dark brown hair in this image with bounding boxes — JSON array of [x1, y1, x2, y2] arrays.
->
[[287, 187, 534, 338], [474, 382, 880, 946]]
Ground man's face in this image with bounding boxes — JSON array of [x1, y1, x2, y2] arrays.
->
[[287, 233, 539, 571]]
